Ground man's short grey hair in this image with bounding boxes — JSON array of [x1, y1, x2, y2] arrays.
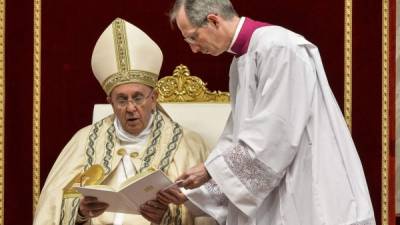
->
[[169, 0, 238, 27]]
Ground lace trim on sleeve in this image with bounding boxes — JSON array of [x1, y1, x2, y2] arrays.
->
[[204, 180, 229, 206], [222, 143, 283, 195]]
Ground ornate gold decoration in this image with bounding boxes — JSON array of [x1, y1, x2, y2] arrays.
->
[[63, 165, 105, 198], [344, 0, 352, 130], [113, 18, 130, 73], [117, 148, 127, 156], [130, 152, 139, 158], [0, 0, 4, 222], [102, 70, 158, 95], [381, 0, 390, 224], [157, 65, 229, 103], [33, 0, 41, 214]]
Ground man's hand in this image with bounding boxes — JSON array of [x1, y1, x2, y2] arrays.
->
[[139, 200, 168, 224], [157, 186, 188, 205], [79, 196, 109, 219], [176, 163, 211, 189]]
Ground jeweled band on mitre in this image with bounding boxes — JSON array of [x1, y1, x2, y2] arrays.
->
[[102, 70, 158, 95]]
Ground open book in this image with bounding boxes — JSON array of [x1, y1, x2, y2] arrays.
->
[[76, 168, 175, 214]]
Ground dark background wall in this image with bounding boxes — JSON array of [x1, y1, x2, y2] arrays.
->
[[4, 0, 395, 224]]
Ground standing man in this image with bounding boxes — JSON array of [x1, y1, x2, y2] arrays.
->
[[159, 0, 376, 225]]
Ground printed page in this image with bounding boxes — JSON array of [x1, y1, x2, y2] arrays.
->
[[120, 170, 173, 207]]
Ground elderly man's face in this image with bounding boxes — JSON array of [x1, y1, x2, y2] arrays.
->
[[108, 83, 157, 136]]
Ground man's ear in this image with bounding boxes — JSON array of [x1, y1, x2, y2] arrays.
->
[[206, 13, 220, 28], [106, 96, 112, 104]]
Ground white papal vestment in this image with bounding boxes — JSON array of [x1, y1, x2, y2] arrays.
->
[[33, 110, 216, 225]]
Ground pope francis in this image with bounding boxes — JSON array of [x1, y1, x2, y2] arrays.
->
[[33, 18, 215, 225]]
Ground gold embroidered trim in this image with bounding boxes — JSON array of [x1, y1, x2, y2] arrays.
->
[[33, 0, 41, 214], [102, 70, 158, 95], [140, 110, 164, 171], [85, 119, 104, 169], [103, 124, 115, 174], [112, 18, 130, 73], [344, 0, 352, 130], [381, 0, 390, 224], [159, 123, 183, 172]]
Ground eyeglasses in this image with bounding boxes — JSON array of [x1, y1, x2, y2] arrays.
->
[[114, 90, 154, 108], [184, 26, 201, 44], [183, 18, 209, 44]]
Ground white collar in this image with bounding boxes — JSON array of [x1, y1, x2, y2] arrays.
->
[[227, 17, 246, 54], [114, 113, 154, 144]]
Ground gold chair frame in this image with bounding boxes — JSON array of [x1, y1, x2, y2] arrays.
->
[[157, 65, 229, 103]]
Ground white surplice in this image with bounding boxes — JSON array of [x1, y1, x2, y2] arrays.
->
[[184, 25, 375, 225]]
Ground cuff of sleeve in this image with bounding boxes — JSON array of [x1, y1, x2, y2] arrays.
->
[[183, 197, 207, 217], [205, 154, 259, 217], [183, 187, 226, 224]]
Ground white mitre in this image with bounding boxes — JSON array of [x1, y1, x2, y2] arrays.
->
[[91, 18, 163, 95]]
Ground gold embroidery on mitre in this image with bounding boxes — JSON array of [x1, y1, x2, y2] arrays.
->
[[101, 18, 158, 95], [102, 70, 158, 95], [112, 18, 130, 73]]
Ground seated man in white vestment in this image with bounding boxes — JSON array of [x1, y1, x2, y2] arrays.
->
[[33, 18, 215, 225], [158, 1, 376, 225]]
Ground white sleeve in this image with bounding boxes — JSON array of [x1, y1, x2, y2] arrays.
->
[[183, 180, 229, 225], [205, 44, 316, 217]]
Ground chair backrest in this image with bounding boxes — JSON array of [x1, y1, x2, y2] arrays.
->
[[93, 65, 231, 149]]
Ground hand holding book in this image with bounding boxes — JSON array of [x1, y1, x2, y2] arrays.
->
[[139, 199, 168, 224], [175, 163, 211, 189], [76, 167, 174, 214], [78, 196, 109, 222], [157, 180, 188, 205]]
